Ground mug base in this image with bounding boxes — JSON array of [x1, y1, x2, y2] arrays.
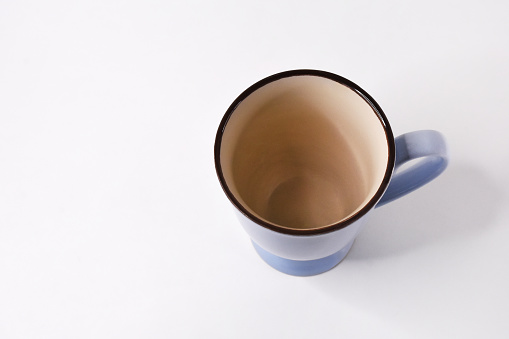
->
[[252, 240, 355, 276]]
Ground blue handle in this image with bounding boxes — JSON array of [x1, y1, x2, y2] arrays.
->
[[376, 130, 448, 207]]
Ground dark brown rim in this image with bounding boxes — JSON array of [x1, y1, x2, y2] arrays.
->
[[214, 69, 395, 236]]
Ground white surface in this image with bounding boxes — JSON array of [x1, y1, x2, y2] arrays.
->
[[1, 1, 508, 338]]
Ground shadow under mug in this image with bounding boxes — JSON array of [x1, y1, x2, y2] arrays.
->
[[214, 70, 448, 276]]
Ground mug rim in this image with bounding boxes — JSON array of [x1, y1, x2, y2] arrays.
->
[[214, 69, 396, 235]]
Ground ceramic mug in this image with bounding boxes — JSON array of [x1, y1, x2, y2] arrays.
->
[[214, 70, 448, 276]]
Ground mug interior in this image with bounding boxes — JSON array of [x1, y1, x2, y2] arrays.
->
[[218, 73, 390, 232]]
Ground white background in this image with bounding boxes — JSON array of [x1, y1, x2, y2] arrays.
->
[[1, 1, 508, 338]]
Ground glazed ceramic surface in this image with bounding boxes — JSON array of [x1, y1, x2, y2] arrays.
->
[[215, 70, 448, 276]]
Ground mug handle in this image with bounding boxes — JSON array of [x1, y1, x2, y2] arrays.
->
[[376, 130, 448, 207]]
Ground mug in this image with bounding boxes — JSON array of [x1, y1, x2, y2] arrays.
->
[[214, 70, 448, 276]]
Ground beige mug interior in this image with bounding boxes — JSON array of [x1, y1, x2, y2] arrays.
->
[[220, 75, 389, 231]]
